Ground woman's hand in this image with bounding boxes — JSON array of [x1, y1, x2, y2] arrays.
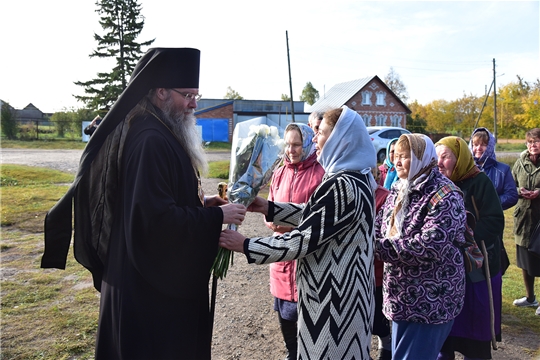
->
[[521, 188, 540, 199], [247, 196, 269, 215], [271, 224, 293, 233], [219, 229, 247, 253]]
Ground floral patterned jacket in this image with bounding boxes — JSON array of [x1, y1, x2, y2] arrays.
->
[[375, 168, 467, 324]]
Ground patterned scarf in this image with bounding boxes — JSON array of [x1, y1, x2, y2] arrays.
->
[[284, 122, 316, 163], [387, 134, 438, 238]]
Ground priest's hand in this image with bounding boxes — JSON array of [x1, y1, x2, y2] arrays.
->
[[219, 229, 246, 253], [247, 196, 268, 216], [220, 203, 246, 225]]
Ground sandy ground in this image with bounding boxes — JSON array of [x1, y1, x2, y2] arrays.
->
[[2, 148, 539, 359]]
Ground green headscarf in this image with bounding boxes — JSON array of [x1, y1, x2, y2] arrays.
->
[[435, 136, 480, 182]]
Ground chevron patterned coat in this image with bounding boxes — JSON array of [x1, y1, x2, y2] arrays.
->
[[245, 170, 375, 360]]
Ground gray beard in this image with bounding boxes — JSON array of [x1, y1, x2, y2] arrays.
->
[[161, 99, 209, 175]]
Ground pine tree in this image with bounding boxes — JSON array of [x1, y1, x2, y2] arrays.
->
[[74, 0, 154, 113]]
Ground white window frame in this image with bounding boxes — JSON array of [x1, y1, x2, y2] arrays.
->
[[375, 114, 387, 126], [361, 91, 372, 106], [376, 91, 386, 106], [390, 114, 402, 127], [361, 114, 372, 126]]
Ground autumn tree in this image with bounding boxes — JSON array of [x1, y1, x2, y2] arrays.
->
[[299, 82, 319, 105], [74, 0, 154, 114], [224, 86, 243, 100], [406, 100, 428, 134], [384, 67, 409, 104], [452, 93, 481, 136]]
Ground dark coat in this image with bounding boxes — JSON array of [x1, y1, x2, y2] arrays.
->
[[456, 171, 505, 275], [95, 113, 223, 359]]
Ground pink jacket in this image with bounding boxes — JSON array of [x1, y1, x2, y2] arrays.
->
[[267, 152, 325, 302]]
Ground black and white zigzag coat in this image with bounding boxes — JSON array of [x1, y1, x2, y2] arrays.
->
[[244, 170, 375, 360]]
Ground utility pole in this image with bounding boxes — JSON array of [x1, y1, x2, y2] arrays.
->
[[286, 30, 295, 122], [493, 58, 497, 143]]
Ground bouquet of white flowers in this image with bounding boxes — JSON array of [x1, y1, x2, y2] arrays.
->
[[211, 119, 284, 279]]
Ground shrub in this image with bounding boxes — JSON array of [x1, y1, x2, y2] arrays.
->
[[1, 101, 19, 139]]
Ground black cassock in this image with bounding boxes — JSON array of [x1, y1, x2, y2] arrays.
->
[[95, 114, 222, 359]]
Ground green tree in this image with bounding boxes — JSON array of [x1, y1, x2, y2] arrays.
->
[[1, 101, 19, 139], [224, 86, 243, 100], [74, 0, 154, 114], [50, 111, 75, 138], [281, 93, 291, 101], [299, 82, 319, 105], [384, 67, 409, 104]]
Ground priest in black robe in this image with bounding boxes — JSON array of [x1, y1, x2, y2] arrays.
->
[[41, 48, 246, 359]]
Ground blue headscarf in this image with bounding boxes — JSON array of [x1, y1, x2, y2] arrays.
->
[[383, 138, 399, 190], [284, 122, 316, 163], [468, 127, 496, 170]]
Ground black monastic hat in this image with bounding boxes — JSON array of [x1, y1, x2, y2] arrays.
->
[[42, 48, 201, 289]]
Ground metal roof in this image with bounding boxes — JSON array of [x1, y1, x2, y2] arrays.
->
[[308, 76, 375, 113]]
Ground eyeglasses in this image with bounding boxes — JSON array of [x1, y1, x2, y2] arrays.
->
[[170, 89, 202, 101], [526, 140, 540, 146]]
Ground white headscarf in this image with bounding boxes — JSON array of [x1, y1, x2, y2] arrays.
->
[[388, 134, 438, 238], [318, 106, 377, 189]]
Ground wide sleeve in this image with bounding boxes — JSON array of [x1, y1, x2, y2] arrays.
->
[[376, 190, 467, 266], [245, 174, 361, 264]]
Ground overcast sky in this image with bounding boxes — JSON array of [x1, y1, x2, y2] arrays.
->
[[2, 0, 538, 113]]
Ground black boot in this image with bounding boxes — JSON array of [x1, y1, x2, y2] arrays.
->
[[278, 313, 298, 360]]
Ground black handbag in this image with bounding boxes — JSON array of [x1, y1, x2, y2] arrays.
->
[[528, 221, 540, 257]]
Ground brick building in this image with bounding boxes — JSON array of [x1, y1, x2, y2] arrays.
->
[[309, 76, 411, 128]]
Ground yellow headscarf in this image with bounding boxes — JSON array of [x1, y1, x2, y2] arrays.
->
[[435, 136, 480, 182]]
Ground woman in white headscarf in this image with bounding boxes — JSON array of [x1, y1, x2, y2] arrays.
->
[[264, 123, 325, 360], [375, 134, 467, 359], [220, 106, 377, 359]]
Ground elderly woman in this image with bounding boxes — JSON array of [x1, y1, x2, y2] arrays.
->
[[511, 128, 540, 315], [375, 134, 467, 360], [264, 123, 324, 360], [469, 127, 518, 210], [436, 136, 505, 360], [220, 106, 377, 359]]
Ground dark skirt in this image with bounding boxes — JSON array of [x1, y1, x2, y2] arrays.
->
[[516, 244, 540, 276], [441, 272, 502, 359], [274, 297, 298, 322]]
